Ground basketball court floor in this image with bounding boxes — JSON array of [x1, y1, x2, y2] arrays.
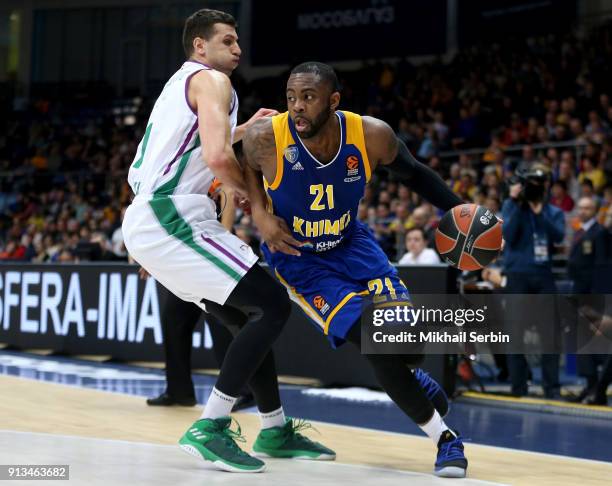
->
[[1, 351, 611, 485]]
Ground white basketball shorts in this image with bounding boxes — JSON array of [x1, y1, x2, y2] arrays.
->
[[122, 193, 258, 308]]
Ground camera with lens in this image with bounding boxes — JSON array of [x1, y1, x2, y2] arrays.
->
[[508, 166, 549, 203]]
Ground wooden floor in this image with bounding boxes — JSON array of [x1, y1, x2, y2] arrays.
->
[[1, 375, 610, 486]]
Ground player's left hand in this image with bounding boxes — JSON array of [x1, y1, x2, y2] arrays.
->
[[255, 213, 303, 256]]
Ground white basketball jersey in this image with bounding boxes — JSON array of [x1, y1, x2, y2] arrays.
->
[[128, 60, 239, 198]]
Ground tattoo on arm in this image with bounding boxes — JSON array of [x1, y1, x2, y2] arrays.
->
[[242, 118, 275, 171]]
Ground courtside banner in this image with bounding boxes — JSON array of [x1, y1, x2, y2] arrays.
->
[[0, 263, 176, 360], [0, 263, 456, 388], [250, 0, 446, 65]]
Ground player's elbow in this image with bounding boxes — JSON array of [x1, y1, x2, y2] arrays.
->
[[206, 152, 233, 173]]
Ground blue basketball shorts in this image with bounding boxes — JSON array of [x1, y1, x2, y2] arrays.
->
[[263, 222, 410, 347]]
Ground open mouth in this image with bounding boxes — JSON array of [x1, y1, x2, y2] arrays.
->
[[294, 117, 310, 132]]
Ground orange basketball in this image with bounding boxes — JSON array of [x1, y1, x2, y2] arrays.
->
[[435, 204, 503, 270]]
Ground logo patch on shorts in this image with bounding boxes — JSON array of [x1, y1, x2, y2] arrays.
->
[[312, 295, 330, 315]]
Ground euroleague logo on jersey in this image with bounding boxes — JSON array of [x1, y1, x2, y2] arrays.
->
[[344, 154, 361, 183], [312, 295, 331, 315]]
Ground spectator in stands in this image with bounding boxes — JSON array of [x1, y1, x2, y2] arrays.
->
[[408, 206, 436, 243], [556, 153, 581, 202], [598, 185, 612, 224], [57, 248, 75, 262], [397, 228, 440, 265], [580, 178, 600, 203], [372, 203, 395, 258], [579, 157, 607, 192], [550, 180, 575, 212], [481, 166, 502, 198], [447, 163, 461, 189], [455, 169, 477, 200], [389, 202, 411, 234], [0, 239, 25, 260], [517, 144, 537, 171]]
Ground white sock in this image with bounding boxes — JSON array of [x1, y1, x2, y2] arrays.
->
[[201, 387, 236, 420], [419, 409, 451, 444], [259, 406, 286, 429]]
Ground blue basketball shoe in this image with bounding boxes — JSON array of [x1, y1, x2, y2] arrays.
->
[[413, 368, 449, 417], [435, 429, 468, 478]]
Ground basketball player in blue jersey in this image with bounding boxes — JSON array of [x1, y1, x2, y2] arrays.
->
[[242, 62, 468, 478]]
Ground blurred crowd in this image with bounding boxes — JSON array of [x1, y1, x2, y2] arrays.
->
[[0, 110, 136, 262], [1, 22, 612, 266]]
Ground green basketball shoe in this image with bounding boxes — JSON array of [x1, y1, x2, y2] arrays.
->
[[252, 418, 336, 460], [179, 417, 265, 473]]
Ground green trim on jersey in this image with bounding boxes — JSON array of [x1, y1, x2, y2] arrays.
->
[[148, 134, 241, 282], [154, 134, 201, 196], [149, 195, 241, 282], [132, 123, 152, 169]]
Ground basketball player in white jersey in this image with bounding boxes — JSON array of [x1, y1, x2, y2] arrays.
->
[[122, 9, 334, 473]]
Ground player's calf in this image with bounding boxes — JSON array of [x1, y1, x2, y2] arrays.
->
[[412, 368, 449, 417]]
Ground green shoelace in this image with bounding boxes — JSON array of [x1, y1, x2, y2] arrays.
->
[[214, 418, 250, 456], [289, 418, 320, 442]]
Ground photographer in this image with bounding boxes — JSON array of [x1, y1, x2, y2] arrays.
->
[[501, 167, 565, 398]]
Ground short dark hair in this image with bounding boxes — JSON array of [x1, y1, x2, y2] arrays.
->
[[290, 62, 341, 92], [581, 178, 594, 189], [182, 9, 236, 57], [407, 227, 427, 241]]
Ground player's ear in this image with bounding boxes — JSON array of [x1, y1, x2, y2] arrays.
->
[[193, 37, 206, 56], [330, 91, 340, 111]]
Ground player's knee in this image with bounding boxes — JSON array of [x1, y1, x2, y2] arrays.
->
[[244, 274, 291, 335], [260, 286, 291, 333]]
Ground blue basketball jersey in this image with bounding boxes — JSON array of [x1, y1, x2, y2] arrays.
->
[[264, 111, 372, 253], [262, 111, 410, 346]]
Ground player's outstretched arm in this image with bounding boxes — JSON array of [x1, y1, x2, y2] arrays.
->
[[243, 118, 302, 256], [363, 117, 462, 211], [189, 70, 246, 193]]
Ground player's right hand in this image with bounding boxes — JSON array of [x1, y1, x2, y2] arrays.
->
[[234, 193, 251, 214], [256, 213, 303, 256]]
